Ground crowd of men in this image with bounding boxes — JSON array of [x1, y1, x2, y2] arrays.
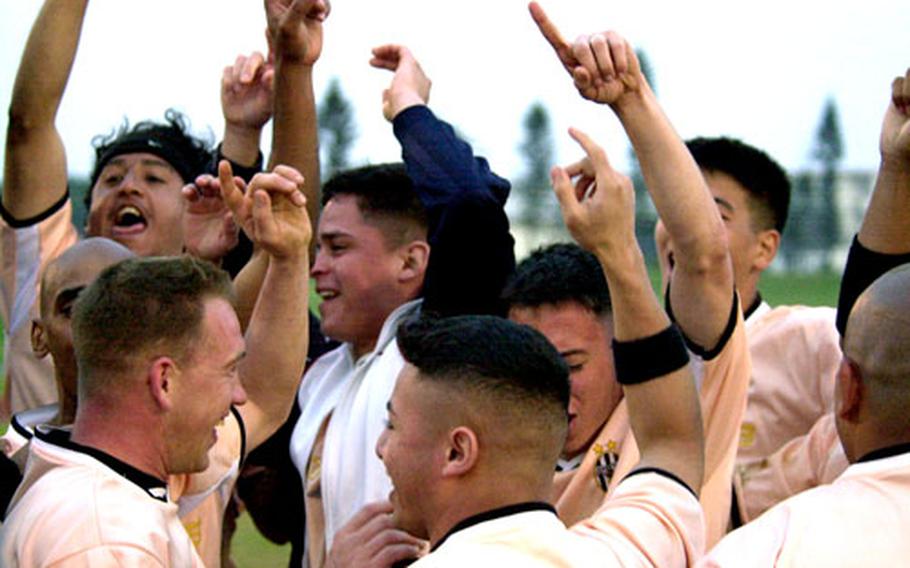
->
[[0, 0, 908, 566]]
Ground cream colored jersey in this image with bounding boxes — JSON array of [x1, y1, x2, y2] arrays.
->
[[416, 472, 703, 568], [553, 401, 629, 527], [739, 304, 840, 464], [0, 431, 204, 567], [0, 198, 78, 414], [734, 412, 847, 522], [703, 448, 910, 567]]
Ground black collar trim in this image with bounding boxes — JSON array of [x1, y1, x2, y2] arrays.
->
[[35, 428, 168, 502], [743, 293, 763, 320], [857, 443, 910, 464], [432, 501, 555, 552]]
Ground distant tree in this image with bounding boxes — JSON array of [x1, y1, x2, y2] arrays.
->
[[811, 97, 844, 270], [69, 177, 91, 235], [629, 49, 658, 262], [517, 101, 557, 227], [317, 77, 356, 180], [779, 172, 813, 271]]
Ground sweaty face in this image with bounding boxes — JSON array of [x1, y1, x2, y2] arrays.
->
[[376, 365, 442, 540], [509, 302, 620, 459], [166, 298, 247, 474], [87, 152, 186, 257], [311, 195, 411, 357]]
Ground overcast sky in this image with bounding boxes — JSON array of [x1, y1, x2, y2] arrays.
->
[[1, 0, 907, 183]]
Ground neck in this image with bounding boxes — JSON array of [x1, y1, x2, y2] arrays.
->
[[429, 475, 551, 547], [71, 399, 167, 482], [55, 371, 78, 426]]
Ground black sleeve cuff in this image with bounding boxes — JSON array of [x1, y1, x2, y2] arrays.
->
[[210, 143, 264, 184], [624, 466, 698, 499], [836, 236, 910, 336], [665, 286, 739, 361], [0, 191, 69, 228]]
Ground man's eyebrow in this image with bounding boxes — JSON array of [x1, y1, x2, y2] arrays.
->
[[713, 196, 735, 213]]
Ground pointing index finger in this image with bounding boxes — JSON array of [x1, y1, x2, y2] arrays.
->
[[529, 2, 575, 68], [568, 127, 612, 172]]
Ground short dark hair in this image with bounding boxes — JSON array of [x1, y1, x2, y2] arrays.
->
[[87, 109, 213, 209], [397, 314, 569, 429], [322, 163, 428, 247], [686, 137, 790, 234], [73, 255, 234, 396], [502, 243, 612, 316]]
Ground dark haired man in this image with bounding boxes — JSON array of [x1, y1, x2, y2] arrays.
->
[[0, 162, 312, 565], [292, 45, 514, 566], [703, 66, 910, 567], [662, 137, 844, 523], [531, 5, 750, 547], [503, 243, 627, 526]]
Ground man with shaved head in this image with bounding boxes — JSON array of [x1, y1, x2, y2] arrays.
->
[[703, 68, 910, 566]]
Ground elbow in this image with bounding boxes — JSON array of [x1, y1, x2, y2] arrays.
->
[[674, 228, 731, 279], [6, 105, 49, 145]]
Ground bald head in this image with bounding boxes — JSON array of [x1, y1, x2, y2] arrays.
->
[[844, 264, 910, 386], [39, 238, 135, 320]]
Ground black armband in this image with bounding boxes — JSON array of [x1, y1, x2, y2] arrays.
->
[[612, 324, 689, 385]]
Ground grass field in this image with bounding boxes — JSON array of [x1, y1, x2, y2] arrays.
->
[[1, 270, 843, 566]]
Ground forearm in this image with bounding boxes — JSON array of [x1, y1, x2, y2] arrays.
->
[[614, 88, 728, 269], [240, 251, 310, 450], [9, 0, 88, 130], [4, 0, 89, 219], [614, 87, 733, 348], [596, 244, 704, 491], [232, 248, 269, 332], [857, 156, 910, 254], [270, 60, 320, 244], [221, 124, 264, 169]]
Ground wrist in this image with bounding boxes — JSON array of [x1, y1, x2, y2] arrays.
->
[[222, 124, 263, 168], [391, 94, 427, 120]]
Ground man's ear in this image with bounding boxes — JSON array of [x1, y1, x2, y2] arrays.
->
[[31, 320, 49, 359], [148, 357, 178, 412], [441, 426, 479, 478], [753, 228, 781, 272], [836, 357, 864, 424], [398, 240, 430, 284]]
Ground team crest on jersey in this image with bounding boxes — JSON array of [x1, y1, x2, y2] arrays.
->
[[592, 440, 619, 492]]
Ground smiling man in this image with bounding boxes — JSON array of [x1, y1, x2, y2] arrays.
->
[[290, 44, 513, 566]]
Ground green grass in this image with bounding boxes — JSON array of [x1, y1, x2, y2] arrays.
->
[[757, 271, 841, 307], [230, 513, 291, 567]]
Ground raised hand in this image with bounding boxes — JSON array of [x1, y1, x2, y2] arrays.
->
[[551, 128, 637, 256], [265, 0, 329, 66], [370, 44, 432, 122], [181, 174, 243, 262], [529, 2, 645, 106], [217, 160, 310, 260], [326, 501, 425, 568], [222, 52, 275, 134], [881, 68, 910, 163]]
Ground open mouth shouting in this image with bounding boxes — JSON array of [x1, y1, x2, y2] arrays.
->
[[111, 204, 148, 237]]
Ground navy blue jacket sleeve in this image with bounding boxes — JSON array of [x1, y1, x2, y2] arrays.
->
[[392, 105, 515, 317]]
